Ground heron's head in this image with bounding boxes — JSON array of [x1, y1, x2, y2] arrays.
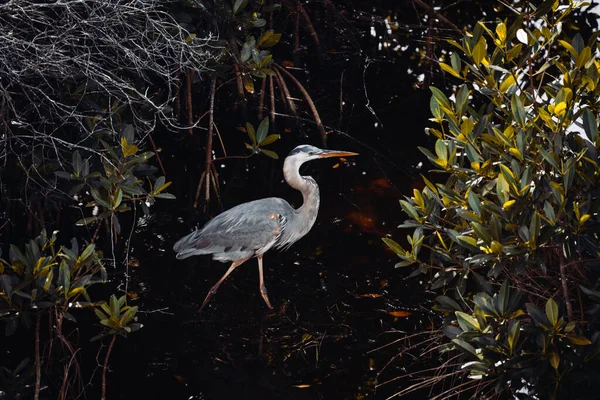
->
[[287, 144, 358, 163]]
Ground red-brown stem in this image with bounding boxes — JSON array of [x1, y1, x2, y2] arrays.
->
[[229, 39, 247, 118], [272, 68, 289, 106], [101, 335, 116, 400], [258, 77, 267, 120], [194, 75, 217, 208], [91, 220, 103, 243], [298, 2, 321, 48], [146, 131, 166, 177], [274, 64, 327, 147], [294, 0, 300, 53], [269, 76, 275, 122], [34, 311, 41, 400], [273, 68, 297, 115], [560, 256, 573, 322], [186, 68, 194, 134]]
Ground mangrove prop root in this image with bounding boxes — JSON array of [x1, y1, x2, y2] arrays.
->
[[101, 335, 116, 400], [274, 68, 297, 115], [274, 63, 327, 147], [194, 75, 219, 209]]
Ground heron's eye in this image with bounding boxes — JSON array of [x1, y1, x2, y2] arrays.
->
[[308, 151, 314, 156]]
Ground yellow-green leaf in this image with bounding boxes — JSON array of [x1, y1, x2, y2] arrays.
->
[[472, 37, 487, 65], [546, 298, 558, 326], [496, 22, 506, 44], [549, 350, 560, 369], [456, 311, 481, 331], [259, 149, 279, 159], [559, 40, 578, 57], [258, 30, 282, 48], [439, 62, 462, 79], [567, 335, 592, 345], [500, 75, 516, 93]]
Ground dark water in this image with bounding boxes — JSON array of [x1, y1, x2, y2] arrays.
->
[[97, 14, 440, 397], [102, 150, 432, 400]]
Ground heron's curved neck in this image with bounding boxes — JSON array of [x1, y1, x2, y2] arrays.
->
[[283, 157, 320, 230]]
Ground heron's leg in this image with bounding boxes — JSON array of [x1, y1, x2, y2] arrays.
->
[[199, 257, 249, 312], [257, 255, 273, 309]]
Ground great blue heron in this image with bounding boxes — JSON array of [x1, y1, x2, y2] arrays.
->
[[173, 144, 358, 311]]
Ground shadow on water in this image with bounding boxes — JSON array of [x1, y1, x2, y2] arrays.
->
[[101, 146, 434, 400]]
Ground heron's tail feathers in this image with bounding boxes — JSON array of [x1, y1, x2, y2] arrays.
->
[[173, 230, 213, 260]]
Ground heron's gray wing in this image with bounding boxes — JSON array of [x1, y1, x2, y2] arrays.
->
[[174, 198, 293, 261]]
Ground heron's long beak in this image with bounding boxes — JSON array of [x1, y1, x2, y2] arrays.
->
[[316, 149, 359, 159]]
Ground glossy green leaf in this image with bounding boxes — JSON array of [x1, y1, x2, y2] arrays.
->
[[456, 311, 481, 331], [545, 297, 559, 326], [259, 149, 279, 159], [538, 146, 560, 170], [582, 108, 598, 143], [429, 86, 452, 110], [511, 95, 526, 126], [508, 320, 520, 352], [256, 117, 269, 143]]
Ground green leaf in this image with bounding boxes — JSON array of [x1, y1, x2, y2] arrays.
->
[[260, 134, 279, 146], [435, 295, 462, 312], [400, 200, 420, 220], [439, 62, 462, 79], [246, 122, 257, 144], [75, 217, 98, 227], [91, 188, 111, 209], [472, 37, 487, 65], [435, 140, 448, 160], [58, 260, 70, 296], [155, 193, 176, 200], [567, 335, 592, 345], [526, 303, 550, 328], [471, 222, 491, 244], [73, 151, 82, 176], [576, 46, 592, 68], [545, 298, 559, 327], [43, 268, 54, 292], [256, 117, 269, 143], [455, 311, 481, 331], [582, 108, 598, 143], [508, 320, 520, 352], [451, 53, 462, 73], [498, 280, 510, 315], [112, 188, 123, 209], [511, 95, 526, 126], [549, 350, 560, 369], [233, 0, 248, 15], [452, 338, 480, 358], [79, 244, 96, 263], [538, 146, 560, 170], [120, 306, 138, 325], [456, 235, 478, 252], [257, 30, 282, 48], [559, 39, 578, 57], [429, 87, 452, 110], [468, 191, 482, 217], [382, 238, 405, 256], [259, 149, 279, 159]]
